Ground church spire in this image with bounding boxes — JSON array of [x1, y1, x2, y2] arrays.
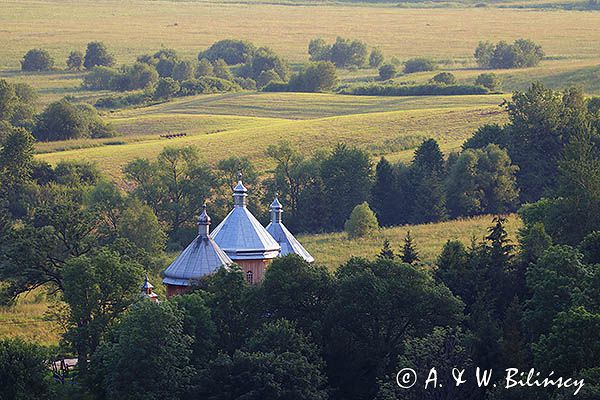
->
[[270, 194, 283, 223], [197, 203, 211, 238], [233, 171, 248, 208]]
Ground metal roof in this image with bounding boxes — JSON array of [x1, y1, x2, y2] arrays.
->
[[265, 197, 314, 263], [163, 206, 232, 286], [211, 176, 280, 260]]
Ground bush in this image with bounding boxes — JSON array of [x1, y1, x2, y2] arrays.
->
[[212, 58, 234, 81], [95, 92, 150, 109], [257, 69, 283, 88], [287, 61, 338, 92], [0, 338, 52, 400], [196, 58, 214, 77], [340, 82, 489, 96], [378, 64, 397, 80], [20, 49, 54, 71], [474, 39, 544, 69], [84, 41, 115, 69], [179, 77, 240, 96], [83, 63, 158, 91], [199, 39, 256, 65], [172, 60, 196, 81], [234, 77, 257, 90], [82, 66, 122, 90], [34, 99, 114, 141], [66, 50, 83, 71], [154, 77, 180, 100], [475, 73, 501, 90], [403, 57, 437, 73], [431, 72, 457, 85], [344, 202, 379, 239]]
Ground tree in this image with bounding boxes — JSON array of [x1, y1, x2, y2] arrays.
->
[[377, 239, 395, 260], [34, 100, 113, 141], [401, 231, 420, 264], [260, 255, 333, 342], [62, 249, 143, 375], [118, 200, 166, 256], [84, 41, 115, 69], [308, 38, 331, 62], [369, 47, 384, 68], [371, 157, 396, 226], [199, 39, 256, 65], [123, 146, 215, 243], [172, 60, 196, 81], [321, 144, 373, 229], [403, 57, 436, 73], [196, 58, 214, 77], [330, 37, 368, 68], [0, 338, 52, 400], [242, 47, 289, 82], [474, 39, 544, 69], [435, 239, 476, 308], [66, 50, 83, 71], [326, 257, 463, 400], [212, 58, 234, 81], [378, 63, 396, 80], [257, 69, 282, 88], [431, 72, 456, 85], [20, 49, 54, 71], [289, 61, 338, 92], [410, 139, 447, 223], [153, 77, 180, 100], [155, 57, 176, 78], [344, 202, 378, 239], [92, 301, 194, 400], [475, 72, 500, 90], [0, 126, 34, 213]]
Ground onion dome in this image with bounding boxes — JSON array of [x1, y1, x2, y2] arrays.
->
[[163, 205, 232, 286], [265, 196, 314, 263], [211, 173, 280, 260]]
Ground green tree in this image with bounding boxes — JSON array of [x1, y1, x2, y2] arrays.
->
[[62, 249, 143, 375], [431, 72, 456, 85], [195, 58, 214, 77], [401, 230, 420, 264], [0, 338, 51, 400], [321, 144, 373, 229], [369, 47, 384, 68], [66, 50, 83, 71], [153, 77, 180, 99], [475, 72, 501, 90], [20, 49, 54, 71], [410, 139, 447, 222], [212, 58, 234, 81], [329, 37, 368, 68], [118, 200, 166, 256], [344, 202, 379, 239], [377, 239, 395, 260], [257, 69, 282, 88], [289, 61, 338, 92], [83, 41, 114, 69], [34, 100, 112, 141], [378, 63, 396, 80], [260, 255, 333, 342], [403, 57, 436, 73], [124, 146, 215, 242], [199, 39, 256, 65], [435, 239, 476, 307], [327, 257, 463, 400], [92, 301, 194, 400], [308, 38, 331, 62], [371, 157, 396, 226], [242, 47, 289, 82], [172, 60, 196, 81]]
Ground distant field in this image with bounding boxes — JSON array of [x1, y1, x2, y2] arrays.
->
[[2, 0, 600, 69], [300, 213, 522, 268]]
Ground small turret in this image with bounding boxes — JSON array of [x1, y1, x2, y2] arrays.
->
[[198, 203, 211, 238], [270, 195, 283, 223], [265, 196, 314, 263], [141, 275, 159, 302], [233, 171, 248, 208]]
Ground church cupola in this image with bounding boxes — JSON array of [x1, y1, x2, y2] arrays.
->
[[265, 196, 314, 263], [141, 275, 159, 302], [198, 204, 211, 238], [233, 172, 248, 208]]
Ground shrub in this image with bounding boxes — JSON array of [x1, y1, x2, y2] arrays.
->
[[212, 58, 234, 81], [20, 49, 54, 71], [378, 64, 397, 80], [431, 72, 457, 85], [199, 39, 256, 65], [0, 338, 52, 400], [95, 92, 150, 109], [344, 202, 379, 239], [83, 63, 158, 91], [340, 82, 489, 96], [66, 50, 83, 71], [287, 61, 338, 92], [178, 77, 240, 96], [154, 77, 180, 100], [475, 73, 501, 90], [84, 41, 115, 69], [196, 58, 214, 77], [369, 47, 384, 68], [403, 57, 437, 73], [234, 77, 257, 90], [172, 60, 196, 81], [257, 69, 283, 88], [82, 66, 121, 90]]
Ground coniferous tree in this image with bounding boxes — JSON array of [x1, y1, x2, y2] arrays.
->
[[401, 231, 420, 264], [371, 157, 396, 226], [377, 239, 395, 260]]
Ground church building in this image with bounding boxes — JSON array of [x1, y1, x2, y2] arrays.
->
[[162, 174, 313, 297]]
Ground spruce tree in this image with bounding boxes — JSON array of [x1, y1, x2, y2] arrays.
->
[[371, 157, 396, 226], [377, 239, 395, 260], [401, 231, 420, 264]]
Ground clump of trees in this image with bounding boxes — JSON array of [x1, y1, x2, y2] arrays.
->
[[265, 61, 338, 93], [84, 41, 115, 69], [475, 38, 544, 69], [21, 49, 54, 72], [403, 57, 437, 73], [308, 37, 371, 68], [475, 72, 501, 90], [431, 71, 456, 85], [198, 39, 256, 65], [378, 63, 397, 80]]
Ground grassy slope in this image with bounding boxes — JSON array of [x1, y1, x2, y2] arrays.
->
[[37, 100, 507, 181]]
